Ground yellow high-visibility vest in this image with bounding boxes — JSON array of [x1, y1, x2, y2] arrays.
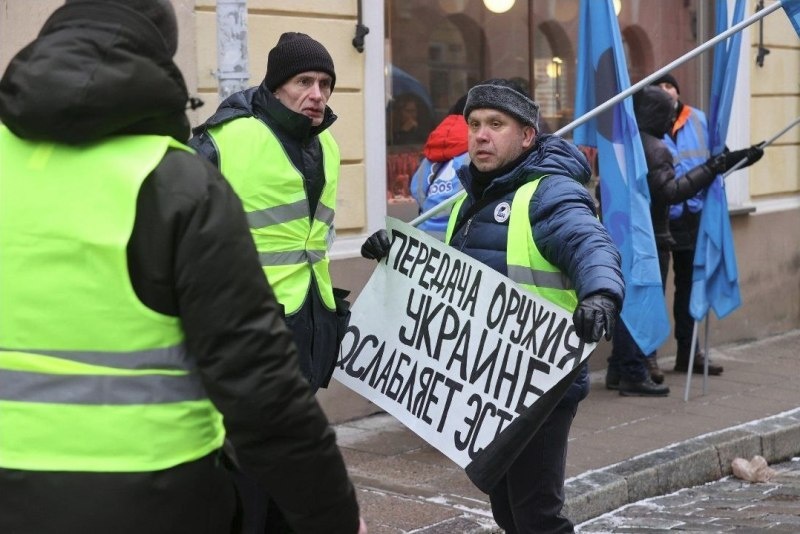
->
[[445, 177, 577, 311], [0, 126, 225, 472], [208, 117, 339, 314]]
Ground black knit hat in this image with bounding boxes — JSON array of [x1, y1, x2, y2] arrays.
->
[[65, 0, 178, 56], [464, 78, 540, 130], [650, 73, 680, 95], [264, 32, 336, 92]]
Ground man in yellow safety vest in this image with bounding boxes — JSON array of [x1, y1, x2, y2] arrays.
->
[[0, 1, 364, 533]]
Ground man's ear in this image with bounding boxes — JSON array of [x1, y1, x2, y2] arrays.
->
[[522, 125, 536, 149]]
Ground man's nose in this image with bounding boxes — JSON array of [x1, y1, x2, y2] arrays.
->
[[473, 125, 490, 141], [309, 83, 323, 100]]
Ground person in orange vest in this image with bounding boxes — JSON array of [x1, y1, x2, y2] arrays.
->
[[649, 73, 762, 379]]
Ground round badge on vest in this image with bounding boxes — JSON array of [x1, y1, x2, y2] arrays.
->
[[494, 201, 511, 223]]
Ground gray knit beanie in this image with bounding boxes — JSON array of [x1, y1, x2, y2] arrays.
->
[[464, 78, 540, 131], [264, 32, 336, 92], [65, 0, 178, 56]]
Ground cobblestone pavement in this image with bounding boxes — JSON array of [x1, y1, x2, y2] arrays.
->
[[577, 457, 800, 533]]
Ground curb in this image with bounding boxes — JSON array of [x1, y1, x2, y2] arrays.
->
[[563, 407, 800, 524]]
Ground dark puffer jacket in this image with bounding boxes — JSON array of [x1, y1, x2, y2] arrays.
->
[[189, 85, 342, 391], [0, 3, 359, 533], [633, 86, 717, 250], [451, 134, 625, 404]]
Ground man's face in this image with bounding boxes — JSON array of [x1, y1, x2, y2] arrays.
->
[[466, 109, 535, 173], [657, 82, 680, 103], [274, 71, 333, 126]]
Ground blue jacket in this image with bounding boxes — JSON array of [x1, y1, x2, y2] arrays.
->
[[450, 134, 625, 404], [410, 153, 469, 237], [663, 105, 710, 219]]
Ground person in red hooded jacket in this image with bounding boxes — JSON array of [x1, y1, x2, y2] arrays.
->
[[409, 94, 470, 240]]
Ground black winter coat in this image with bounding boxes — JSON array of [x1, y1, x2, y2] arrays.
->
[[452, 134, 625, 405], [633, 87, 717, 250], [0, 3, 358, 533]]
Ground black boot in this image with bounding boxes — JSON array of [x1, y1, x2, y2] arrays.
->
[[619, 376, 670, 397], [645, 355, 664, 384], [674, 346, 723, 375], [605, 367, 620, 390]]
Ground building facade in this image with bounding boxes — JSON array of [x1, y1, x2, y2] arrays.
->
[[2, 0, 798, 422]]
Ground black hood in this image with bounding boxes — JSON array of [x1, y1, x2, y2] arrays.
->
[[0, 1, 190, 144], [633, 86, 675, 138]]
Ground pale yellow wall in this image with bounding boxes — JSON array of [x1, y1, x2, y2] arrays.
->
[[0, 1, 62, 72], [748, 0, 800, 199], [194, 0, 367, 233], [0, 0, 368, 233], [0, 1, 198, 95]]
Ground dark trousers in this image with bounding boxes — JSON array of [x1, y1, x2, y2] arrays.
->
[[0, 451, 238, 534], [608, 320, 648, 381], [671, 247, 696, 353], [489, 397, 579, 534], [608, 246, 671, 380], [232, 471, 295, 534]]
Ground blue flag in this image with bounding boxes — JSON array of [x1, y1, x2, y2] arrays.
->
[[689, 0, 746, 321], [782, 0, 800, 36], [573, 0, 669, 355]]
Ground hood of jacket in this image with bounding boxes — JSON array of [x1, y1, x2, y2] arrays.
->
[[634, 86, 675, 139], [0, 2, 190, 144], [457, 133, 591, 199], [192, 80, 337, 143], [423, 113, 468, 162]]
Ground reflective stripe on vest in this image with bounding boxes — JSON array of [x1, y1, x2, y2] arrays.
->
[[209, 117, 338, 314], [0, 127, 225, 472], [444, 178, 577, 312], [664, 107, 709, 217], [0, 348, 207, 404], [669, 111, 709, 167]]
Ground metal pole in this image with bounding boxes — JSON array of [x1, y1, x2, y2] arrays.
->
[[723, 115, 800, 176], [411, 0, 785, 227], [685, 114, 800, 400], [702, 318, 710, 395], [684, 321, 699, 402], [217, 0, 250, 101], [552, 0, 783, 138], [408, 192, 465, 227]]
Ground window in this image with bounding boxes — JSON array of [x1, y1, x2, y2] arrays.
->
[[384, 0, 711, 221]]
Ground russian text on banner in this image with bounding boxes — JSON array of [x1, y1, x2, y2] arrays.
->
[[333, 218, 595, 493]]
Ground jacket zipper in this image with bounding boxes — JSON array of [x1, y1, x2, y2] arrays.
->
[[458, 217, 474, 252]]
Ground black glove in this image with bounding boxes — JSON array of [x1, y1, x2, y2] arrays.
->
[[361, 229, 391, 261], [705, 152, 728, 175], [724, 143, 764, 171], [572, 293, 619, 343]]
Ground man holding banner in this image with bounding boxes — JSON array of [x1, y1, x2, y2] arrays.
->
[[362, 78, 624, 533]]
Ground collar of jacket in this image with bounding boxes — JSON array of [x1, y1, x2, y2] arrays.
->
[[672, 101, 690, 136], [255, 85, 337, 143]]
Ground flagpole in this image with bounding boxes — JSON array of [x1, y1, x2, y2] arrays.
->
[[410, 0, 785, 227], [554, 0, 784, 138], [723, 115, 800, 176], [684, 114, 800, 401]]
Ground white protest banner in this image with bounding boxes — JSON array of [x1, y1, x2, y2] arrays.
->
[[334, 218, 595, 491]]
